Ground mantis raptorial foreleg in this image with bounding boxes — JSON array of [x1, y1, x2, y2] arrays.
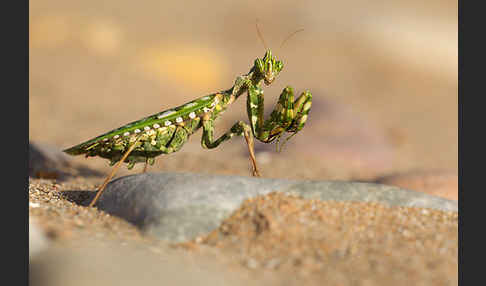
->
[[199, 70, 313, 176], [247, 84, 313, 148]]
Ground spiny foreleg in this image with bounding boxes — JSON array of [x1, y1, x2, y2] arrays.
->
[[201, 117, 260, 177], [246, 84, 312, 148]]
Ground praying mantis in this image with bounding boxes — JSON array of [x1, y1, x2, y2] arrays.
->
[[63, 40, 312, 207]]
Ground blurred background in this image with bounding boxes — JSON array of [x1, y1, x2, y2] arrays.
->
[[29, 0, 457, 182]]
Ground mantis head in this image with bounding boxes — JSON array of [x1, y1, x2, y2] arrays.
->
[[255, 50, 283, 85]]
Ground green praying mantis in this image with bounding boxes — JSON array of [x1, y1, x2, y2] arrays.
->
[[63, 31, 313, 207]]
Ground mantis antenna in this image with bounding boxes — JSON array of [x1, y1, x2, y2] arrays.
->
[[280, 28, 305, 49], [255, 19, 269, 51], [253, 21, 306, 153], [255, 19, 304, 52]]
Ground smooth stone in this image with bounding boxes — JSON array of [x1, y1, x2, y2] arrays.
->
[[96, 172, 458, 242], [29, 141, 102, 180], [29, 141, 72, 179], [281, 181, 458, 211]]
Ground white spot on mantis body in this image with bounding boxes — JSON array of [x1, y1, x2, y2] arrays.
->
[[157, 110, 176, 119], [251, 115, 258, 126], [123, 132, 130, 136], [176, 117, 183, 123], [210, 97, 219, 107], [189, 112, 196, 119], [164, 120, 172, 126], [134, 129, 141, 133], [114, 135, 120, 139], [153, 123, 160, 129], [144, 126, 151, 131], [185, 102, 197, 108], [203, 107, 210, 113]]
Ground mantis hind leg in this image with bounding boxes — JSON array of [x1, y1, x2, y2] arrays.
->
[[201, 118, 261, 177], [89, 135, 143, 207], [142, 157, 155, 173]]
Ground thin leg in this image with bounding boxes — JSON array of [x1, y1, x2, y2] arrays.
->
[[243, 127, 260, 177], [143, 160, 148, 173], [201, 118, 261, 177], [89, 137, 141, 207]]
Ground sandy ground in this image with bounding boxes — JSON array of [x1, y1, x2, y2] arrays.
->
[[29, 0, 458, 285], [29, 179, 457, 286]]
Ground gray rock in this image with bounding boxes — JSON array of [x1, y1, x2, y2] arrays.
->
[[29, 141, 102, 180], [96, 172, 458, 242], [29, 141, 72, 178], [281, 181, 458, 211]]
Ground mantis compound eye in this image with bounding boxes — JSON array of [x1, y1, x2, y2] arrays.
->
[[264, 58, 283, 85], [255, 58, 265, 76]]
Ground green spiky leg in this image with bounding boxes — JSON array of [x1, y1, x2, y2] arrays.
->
[[200, 84, 312, 177], [201, 118, 261, 177], [247, 84, 312, 147]]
